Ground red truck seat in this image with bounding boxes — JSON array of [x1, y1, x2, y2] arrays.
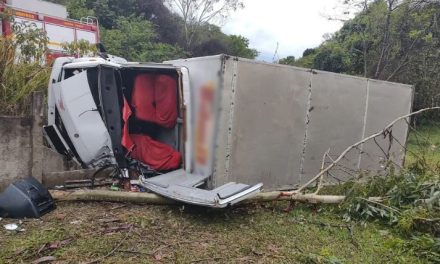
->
[[131, 73, 178, 128], [129, 134, 181, 171], [122, 98, 181, 171]]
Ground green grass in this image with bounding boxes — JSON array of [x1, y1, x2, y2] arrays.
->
[[406, 123, 440, 169], [0, 202, 426, 263]]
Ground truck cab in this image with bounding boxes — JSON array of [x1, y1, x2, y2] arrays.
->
[[44, 56, 262, 208]]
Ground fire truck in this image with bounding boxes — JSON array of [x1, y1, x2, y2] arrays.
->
[[0, 0, 99, 61]]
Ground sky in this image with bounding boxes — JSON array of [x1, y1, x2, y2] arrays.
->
[[221, 0, 346, 62]]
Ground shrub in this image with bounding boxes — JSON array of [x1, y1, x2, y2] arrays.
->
[[0, 15, 50, 116]]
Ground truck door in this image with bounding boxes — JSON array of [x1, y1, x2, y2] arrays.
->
[[137, 67, 262, 208], [97, 66, 126, 168], [50, 69, 114, 167], [139, 170, 262, 208]]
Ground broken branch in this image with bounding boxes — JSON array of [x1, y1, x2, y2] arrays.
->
[[314, 148, 330, 195]]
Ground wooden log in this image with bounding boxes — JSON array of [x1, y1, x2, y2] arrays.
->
[[50, 189, 346, 205], [290, 193, 346, 204], [50, 189, 175, 205]]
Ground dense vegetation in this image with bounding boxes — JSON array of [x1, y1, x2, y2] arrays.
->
[[0, 17, 50, 115], [279, 0, 440, 121], [335, 124, 440, 261], [48, 0, 258, 61]]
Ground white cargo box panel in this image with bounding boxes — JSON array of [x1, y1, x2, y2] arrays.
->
[[167, 55, 413, 191]]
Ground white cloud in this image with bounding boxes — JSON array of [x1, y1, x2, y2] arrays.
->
[[221, 0, 345, 61]]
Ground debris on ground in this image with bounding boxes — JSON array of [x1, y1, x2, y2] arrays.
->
[[0, 177, 55, 219], [3, 223, 19, 231]]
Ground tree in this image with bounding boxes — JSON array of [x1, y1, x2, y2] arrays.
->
[[313, 44, 350, 73], [372, 0, 400, 79], [100, 17, 185, 62], [188, 24, 228, 57], [226, 35, 258, 59], [192, 38, 229, 56], [61, 39, 97, 57], [166, 0, 244, 49], [100, 17, 155, 60], [135, 0, 184, 45], [54, 0, 254, 60], [11, 19, 48, 62], [64, 0, 95, 20], [279, 56, 296, 66], [302, 48, 316, 57], [296, 0, 440, 121], [190, 29, 258, 58], [139, 43, 186, 62]]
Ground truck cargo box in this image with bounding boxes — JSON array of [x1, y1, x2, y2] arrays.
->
[[167, 55, 413, 191]]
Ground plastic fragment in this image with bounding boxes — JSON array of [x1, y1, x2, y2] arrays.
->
[[4, 223, 18, 231]]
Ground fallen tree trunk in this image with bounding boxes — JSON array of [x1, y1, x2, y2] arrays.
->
[[50, 189, 346, 205], [50, 189, 175, 205]]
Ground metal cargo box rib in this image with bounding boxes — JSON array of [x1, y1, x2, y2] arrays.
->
[[167, 55, 413, 191]]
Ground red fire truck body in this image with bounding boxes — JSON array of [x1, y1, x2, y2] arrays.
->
[[0, 0, 99, 61]]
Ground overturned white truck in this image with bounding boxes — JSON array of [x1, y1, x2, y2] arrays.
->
[[44, 54, 413, 208]]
